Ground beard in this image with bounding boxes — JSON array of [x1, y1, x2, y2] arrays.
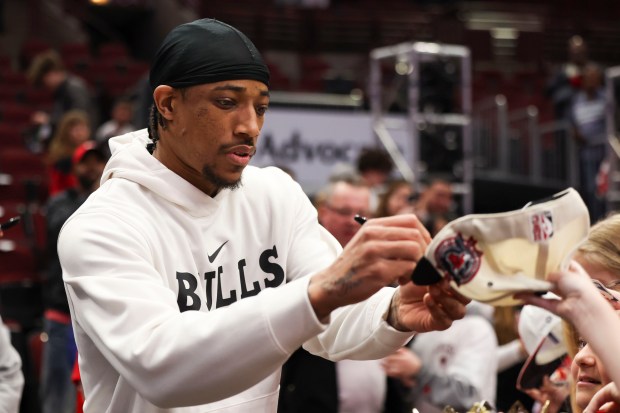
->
[[77, 175, 98, 192], [202, 164, 243, 191]]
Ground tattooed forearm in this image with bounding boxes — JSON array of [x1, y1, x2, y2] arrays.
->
[[321, 269, 363, 297], [387, 290, 409, 331]]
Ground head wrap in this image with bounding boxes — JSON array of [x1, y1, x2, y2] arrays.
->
[[149, 19, 270, 91]]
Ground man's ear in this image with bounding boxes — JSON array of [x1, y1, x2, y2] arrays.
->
[[153, 85, 176, 122]]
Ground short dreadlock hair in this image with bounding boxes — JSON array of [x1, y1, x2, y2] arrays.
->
[[146, 88, 187, 153]]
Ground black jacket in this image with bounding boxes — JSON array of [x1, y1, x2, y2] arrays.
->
[[278, 348, 411, 413], [43, 188, 89, 314]]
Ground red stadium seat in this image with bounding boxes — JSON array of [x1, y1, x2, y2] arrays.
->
[[0, 246, 38, 285], [0, 148, 46, 177], [0, 104, 33, 124]]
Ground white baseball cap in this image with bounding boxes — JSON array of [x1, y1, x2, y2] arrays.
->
[[516, 302, 567, 390], [412, 188, 590, 306]]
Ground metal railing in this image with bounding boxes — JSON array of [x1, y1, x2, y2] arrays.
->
[[472, 95, 577, 188], [605, 66, 620, 209]]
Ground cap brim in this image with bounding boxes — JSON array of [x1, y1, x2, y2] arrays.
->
[[517, 343, 564, 390], [411, 257, 443, 285]]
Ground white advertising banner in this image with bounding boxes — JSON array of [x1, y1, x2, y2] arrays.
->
[[252, 107, 412, 194]]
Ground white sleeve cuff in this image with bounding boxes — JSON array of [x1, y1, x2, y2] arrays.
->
[[260, 276, 327, 355]]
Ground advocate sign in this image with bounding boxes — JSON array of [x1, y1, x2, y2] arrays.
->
[[253, 107, 411, 194]]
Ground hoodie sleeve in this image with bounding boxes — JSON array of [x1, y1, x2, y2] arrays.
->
[[59, 211, 327, 408], [280, 173, 413, 360]]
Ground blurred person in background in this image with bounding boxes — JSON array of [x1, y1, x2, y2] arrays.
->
[[41, 141, 107, 413], [45, 110, 93, 196], [570, 63, 607, 223], [415, 179, 456, 236], [494, 306, 532, 412], [382, 303, 498, 413], [355, 147, 394, 212], [27, 50, 97, 148], [375, 180, 416, 218], [95, 96, 136, 147], [546, 35, 592, 123]]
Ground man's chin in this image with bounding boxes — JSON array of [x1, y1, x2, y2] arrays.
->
[[202, 167, 243, 191]]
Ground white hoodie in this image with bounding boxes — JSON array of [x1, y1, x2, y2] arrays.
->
[[59, 130, 412, 413]]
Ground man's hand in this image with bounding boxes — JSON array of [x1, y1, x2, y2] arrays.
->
[[388, 278, 469, 332], [382, 347, 422, 387], [522, 374, 570, 413], [308, 214, 431, 320]]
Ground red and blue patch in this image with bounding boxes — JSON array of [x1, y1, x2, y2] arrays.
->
[[434, 233, 483, 286]]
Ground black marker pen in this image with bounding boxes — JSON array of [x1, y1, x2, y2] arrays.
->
[[0, 216, 20, 231], [354, 215, 367, 226]]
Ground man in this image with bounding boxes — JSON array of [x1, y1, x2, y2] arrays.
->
[[58, 19, 468, 413], [415, 179, 455, 235], [546, 35, 591, 123], [41, 141, 107, 413], [570, 63, 607, 223], [95, 97, 136, 146], [355, 147, 394, 212], [280, 179, 410, 413]]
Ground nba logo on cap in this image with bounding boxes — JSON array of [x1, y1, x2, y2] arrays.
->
[[531, 211, 553, 242]]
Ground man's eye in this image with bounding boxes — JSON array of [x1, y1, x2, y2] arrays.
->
[[256, 106, 269, 116], [216, 99, 235, 107]]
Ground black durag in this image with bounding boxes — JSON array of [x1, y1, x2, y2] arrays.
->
[[149, 18, 270, 90]]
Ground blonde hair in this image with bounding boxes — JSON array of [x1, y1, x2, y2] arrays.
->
[[47, 110, 90, 165], [574, 213, 620, 275], [564, 213, 620, 413]]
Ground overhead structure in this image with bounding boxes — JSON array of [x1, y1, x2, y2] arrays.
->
[[369, 41, 473, 214]]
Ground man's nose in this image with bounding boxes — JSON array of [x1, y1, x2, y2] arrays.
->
[[234, 107, 260, 138]]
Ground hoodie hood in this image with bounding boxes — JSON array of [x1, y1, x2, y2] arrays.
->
[[102, 129, 230, 217]]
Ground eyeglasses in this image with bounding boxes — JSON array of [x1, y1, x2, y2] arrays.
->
[[592, 279, 620, 309], [324, 204, 369, 219]]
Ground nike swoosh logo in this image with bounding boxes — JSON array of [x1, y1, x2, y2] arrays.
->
[[207, 240, 229, 263]]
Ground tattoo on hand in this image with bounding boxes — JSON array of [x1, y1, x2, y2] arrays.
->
[[387, 291, 409, 331], [322, 269, 363, 297]]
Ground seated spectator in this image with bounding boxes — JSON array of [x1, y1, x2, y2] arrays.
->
[[95, 97, 136, 148], [45, 110, 92, 196]]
